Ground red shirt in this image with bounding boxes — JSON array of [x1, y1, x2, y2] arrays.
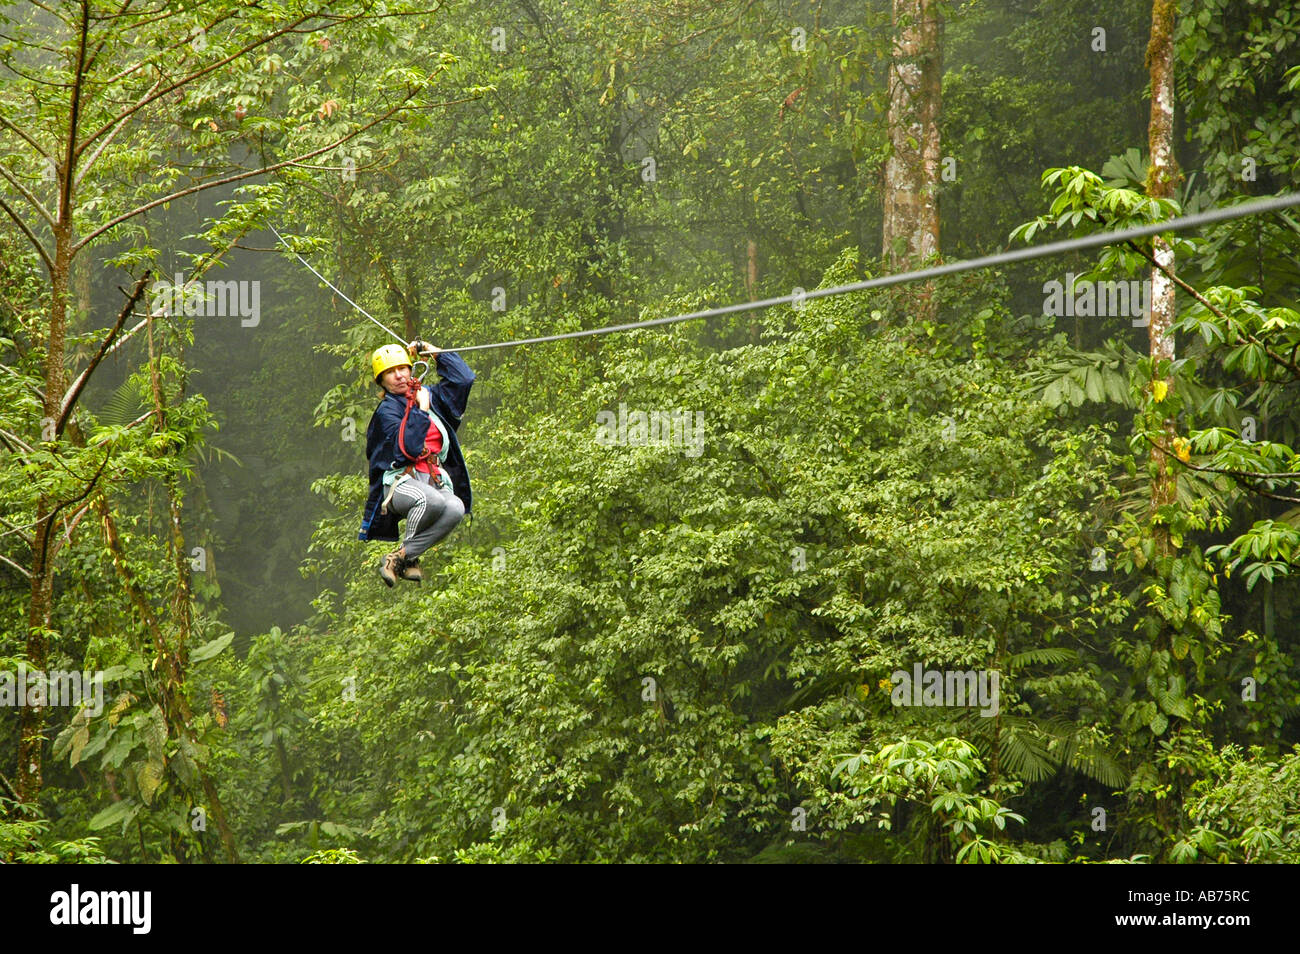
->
[[414, 409, 443, 477]]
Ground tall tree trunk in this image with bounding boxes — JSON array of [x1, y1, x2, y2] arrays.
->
[[745, 239, 758, 299], [18, 500, 53, 803], [882, 0, 942, 320], [17, 220, 73, 805], [1146, 0, 1178, 559], [74, 252, 91, 327], [16, 0, 90, 805], [147, 318, 194, 671], [1144, 0, 1179, 852]]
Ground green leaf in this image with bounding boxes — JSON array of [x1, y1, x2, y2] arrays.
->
[[142, 704, 167, 764], [69, 723, 91, 767], [89, 799, 139, 831], [190, 631, 235, 663], [136, 759, 165, 805]]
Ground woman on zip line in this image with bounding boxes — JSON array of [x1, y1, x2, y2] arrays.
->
[[358, 340, 474, 586]]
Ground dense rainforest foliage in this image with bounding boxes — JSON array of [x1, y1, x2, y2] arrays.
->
[[1, 0, 1298, 864]]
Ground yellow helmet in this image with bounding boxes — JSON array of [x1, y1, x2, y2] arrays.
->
[[370, 343, 412, 382]]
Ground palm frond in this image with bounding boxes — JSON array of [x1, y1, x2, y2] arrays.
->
[[1059, 733, 1130, 788], [95, 376, 146, 427], [1007, 647, 1078, 668], [998, 718, 1058, 782]]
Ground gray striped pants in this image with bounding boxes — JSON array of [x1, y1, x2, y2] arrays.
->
[[389, 476, 464, 559]]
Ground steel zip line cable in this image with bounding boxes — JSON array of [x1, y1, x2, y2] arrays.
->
[[271, 192, 1300, 354], [267, 223, 410, 344]]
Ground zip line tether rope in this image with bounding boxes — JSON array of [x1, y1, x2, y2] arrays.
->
[[266, 223, 407, 344], [270, 193, 1300, 355]]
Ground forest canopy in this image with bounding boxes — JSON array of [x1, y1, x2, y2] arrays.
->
[[1, 0, 1298, 866]]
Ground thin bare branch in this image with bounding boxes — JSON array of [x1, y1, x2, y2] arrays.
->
[[0, 162, 56, 226], [48, 500, 93, 561], [74, 73, 163, 188], [88, 408, 153, 439], [1143, 433, 1300, 503], [0, 512, 36, 546], [80, 0, 137, 77], [27, 1, 73, 25], [0, 426, 35, 455], [59, 1, 92, 220], [76, 10, 318, 157], [0, 57, 71, 88], [100, 314, 150, 358], [57, 270, 152, 437], [0, 193, 55, 272], [38, 443, 113, 566], [0, 363, 47, 402], [89, 2, 248, 91], [1127, 238, 1300, 379], [74, 76, 439, 253], [102, 229, 243, 359], [0, 113, 52, 159], [0, 552, 32, 579]]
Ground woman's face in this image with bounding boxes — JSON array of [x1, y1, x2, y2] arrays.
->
[[380, 364, 412, 394]]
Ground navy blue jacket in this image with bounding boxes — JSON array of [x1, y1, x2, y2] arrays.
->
[[358, 351, 474, 541]]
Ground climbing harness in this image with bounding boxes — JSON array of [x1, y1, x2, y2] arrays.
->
[[272, 192, 1300, 354], [379, 376, 438, 516]]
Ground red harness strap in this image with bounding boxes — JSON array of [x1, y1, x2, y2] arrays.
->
[[396, 380, 434, 466], [380, 380, 437, 516]]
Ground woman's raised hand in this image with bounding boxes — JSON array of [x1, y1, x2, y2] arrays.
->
[[408, 339, 439, 356]]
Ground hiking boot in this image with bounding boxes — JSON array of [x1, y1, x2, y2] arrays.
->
[[379, 547, 407, 587], [399, 557, 423, 583]]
